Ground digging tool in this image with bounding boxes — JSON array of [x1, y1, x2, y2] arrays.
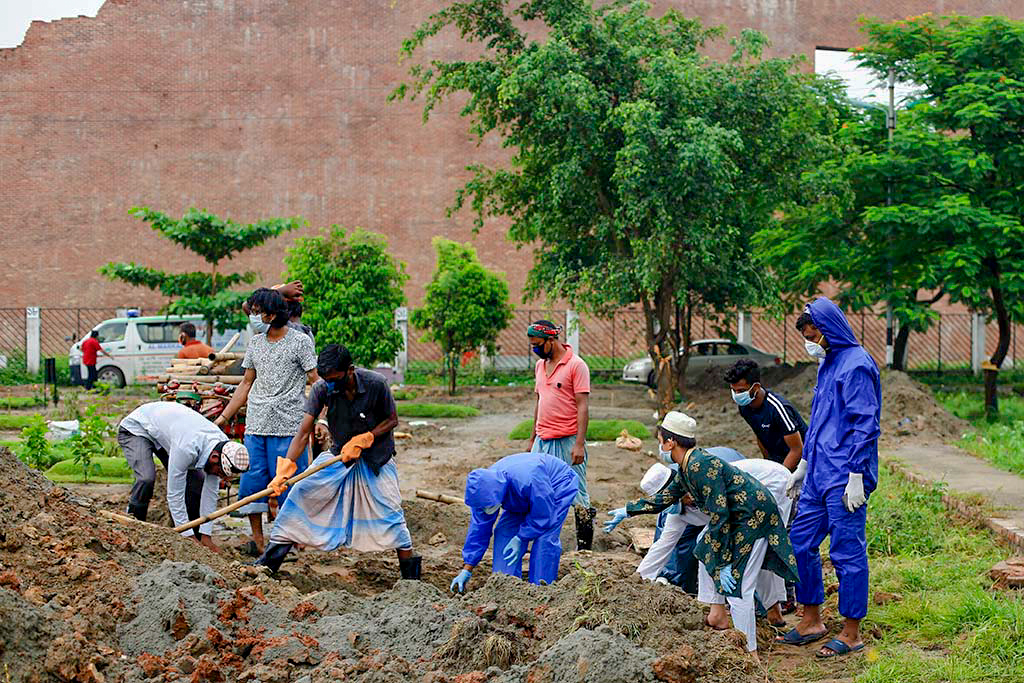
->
[[172, 451, 350, 533], [415, 489, 464, 506]]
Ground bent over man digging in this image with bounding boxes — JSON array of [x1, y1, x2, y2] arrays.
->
[[255, 344, 420, 579]]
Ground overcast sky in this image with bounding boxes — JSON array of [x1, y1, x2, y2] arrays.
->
[[0, 0, 104, 48]]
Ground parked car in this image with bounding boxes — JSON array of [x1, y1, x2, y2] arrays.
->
[[621, 339, 782, 388], [69, 315, 251, 387]]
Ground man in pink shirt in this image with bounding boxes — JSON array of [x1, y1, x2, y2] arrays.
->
[[526, 320, 595, 550]]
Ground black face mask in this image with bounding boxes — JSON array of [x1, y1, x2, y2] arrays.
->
[[532, 342, 552, 360]]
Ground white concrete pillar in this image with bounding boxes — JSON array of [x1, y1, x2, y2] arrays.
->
[[394, 307, 408, 374], [26, 307, 41, 375], [971, 312, 986, 376], [737, 311, 752, 346], [566, 310, 580, 351]]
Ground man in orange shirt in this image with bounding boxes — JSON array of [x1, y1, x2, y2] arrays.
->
[[526, 320, 595, 550], [177, 323, 215, 360]]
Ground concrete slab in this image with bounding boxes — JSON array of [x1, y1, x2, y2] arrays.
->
[[883, 444, 1024, 552]]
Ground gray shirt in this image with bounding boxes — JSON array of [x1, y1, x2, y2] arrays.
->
[[242, 328, 317, 436]]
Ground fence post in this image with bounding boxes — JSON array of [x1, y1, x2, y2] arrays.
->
[[971, 312, 986, 376], [26, 307, 41, 375], [394, 307, 408, 375], [737, 312, 752, 345], [566, 310, 580, 352]]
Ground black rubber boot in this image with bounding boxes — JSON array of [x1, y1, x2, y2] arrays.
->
[[575, 507, 595, 551], [126, 503, 148, 522], [399, 555, 422, 580], [255, 542, 293, 573]]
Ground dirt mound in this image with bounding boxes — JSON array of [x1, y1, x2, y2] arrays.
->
[[879, 370, 969, 445]]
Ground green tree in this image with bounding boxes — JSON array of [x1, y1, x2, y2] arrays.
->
[[411, 238, 514, 395], [393, 0, 842, 413], [771, 14, 1024, 415], [101, 207, 303, 344], [283, 226, 408, 364]]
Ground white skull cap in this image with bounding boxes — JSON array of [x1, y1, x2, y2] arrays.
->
[[640, 463, 674, 496], [220, 441, 250, 476], [660, 411, 697, 439]]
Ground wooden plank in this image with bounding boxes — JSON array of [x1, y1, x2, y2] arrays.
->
[[629, 527, 657, 554]]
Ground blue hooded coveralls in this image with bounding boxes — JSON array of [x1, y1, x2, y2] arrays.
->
[[791, 298, 881, 619], [462, 453, 580, 585]]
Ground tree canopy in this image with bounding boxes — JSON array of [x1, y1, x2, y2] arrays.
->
[[411, 238, 514, 394], [101, 208, 302, 343], [394, 0, 843, 412], [284, 227, 408, 365]]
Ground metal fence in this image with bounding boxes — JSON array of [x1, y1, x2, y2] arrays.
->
[[39, 308, 125, 357]]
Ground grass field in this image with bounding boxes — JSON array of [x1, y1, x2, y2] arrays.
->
[[508, 418, 651, 441], [398, 403, 481, 418], [0, 395, 47, 409], [936, 392, 1024, 477], [0, 413, 45, 430], [843, 468, 1024, 683], [45, 456, 133, 484]]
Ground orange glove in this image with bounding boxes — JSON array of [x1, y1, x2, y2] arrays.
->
[[341, 432, 374, 463], [268, 457, 297, 497]]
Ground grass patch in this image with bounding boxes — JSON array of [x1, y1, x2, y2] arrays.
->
[[840, 467, 1024, 683], [0, 395, 47, 409], [0, 413, 46, 430], [392, 389, 419, 401], [508, 418, 650, 441], [398, 403, 481, 418], [936, 391, 1024, 477], [45, 456, 133, 484]]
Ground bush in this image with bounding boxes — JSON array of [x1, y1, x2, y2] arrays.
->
[[45, 456, 133, 484], [398, 403, 481, 418], [0, 413, 44, 430], [508, 418, 651, 441], [0, 353, 72, 387], [17, 417, 51, 470]]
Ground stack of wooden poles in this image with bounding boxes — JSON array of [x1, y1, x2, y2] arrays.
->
[[154, 332, 247, 420]]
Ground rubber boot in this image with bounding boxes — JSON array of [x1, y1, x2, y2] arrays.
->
[[255, 542, 293, 573], [574, 507, 595, 551], [398, 555, 422, 580], [126, 503, 148, 522]]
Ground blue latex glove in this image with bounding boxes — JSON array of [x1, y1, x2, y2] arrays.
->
[[502, 535, 523, 565], [450, 569, 471, 594], [603, 507, 627, 533], [718, 564, 736, 593]]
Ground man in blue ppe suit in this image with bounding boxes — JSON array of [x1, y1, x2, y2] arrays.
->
[[450, 453, 579, 593], [777, 298, 880, 659]]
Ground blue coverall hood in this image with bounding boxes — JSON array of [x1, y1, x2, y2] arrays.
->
[[806, 297, 859, 351], [465, 468, 508, 509]]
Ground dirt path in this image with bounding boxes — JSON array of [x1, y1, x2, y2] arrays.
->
[[885, 444, 1024, 552]]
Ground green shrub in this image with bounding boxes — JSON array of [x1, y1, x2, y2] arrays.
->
[[0, 413, 44, 430], [45, 456, 133, 484], [392, 389, 419, 401], [17, 417, 51, 470], [398, 403, 481, 418], [508, 418, 651, 441], [69, 406, 115, 483]]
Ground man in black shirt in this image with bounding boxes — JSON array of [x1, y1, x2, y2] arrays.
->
[[255, 344, 420, 579], [724, 359, 807, 472]]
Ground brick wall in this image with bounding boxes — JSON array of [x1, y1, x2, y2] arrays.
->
[[2, 0, 1022, 310]]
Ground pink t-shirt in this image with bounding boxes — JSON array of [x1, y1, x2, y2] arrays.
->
[[534, 344, 591, 440]]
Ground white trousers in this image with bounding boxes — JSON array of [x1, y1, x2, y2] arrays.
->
[[635, 507, 709, 581], [697, 537, 769, 652]]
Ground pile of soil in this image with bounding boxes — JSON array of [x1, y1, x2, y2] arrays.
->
[[0, 448, 760, 683]]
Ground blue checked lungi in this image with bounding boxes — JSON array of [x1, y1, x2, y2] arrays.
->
[[268, 453, 412, 552], [530, 434, 590, 508]]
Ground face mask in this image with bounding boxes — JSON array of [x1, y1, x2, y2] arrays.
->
[[482, 504, 500, 515], [249, 313, 269, 334], [532, 343, 552, 360], [731, 385, 756, 407], [658, 447, 674, 465], [805, 337, 827, 359]]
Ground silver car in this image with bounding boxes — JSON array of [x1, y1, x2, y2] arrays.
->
[[621, 339, 782, 388]]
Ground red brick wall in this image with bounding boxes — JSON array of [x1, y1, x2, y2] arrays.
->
[[2, 1, 1021, 310]]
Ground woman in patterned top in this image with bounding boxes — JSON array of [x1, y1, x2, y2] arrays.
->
[[605, 411, 798, 654]]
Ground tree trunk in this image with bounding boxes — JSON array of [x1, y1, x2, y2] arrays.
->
[[642, 285, 676, 418], [207, 262, 218, 346], [673, 297, 693, 400], [448, 351, 457, 396], [892, 323, 911, 372], [985, 275, 1012, 419]]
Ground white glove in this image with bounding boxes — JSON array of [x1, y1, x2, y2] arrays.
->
[[843, 472, 866, 512], [786, 460, 807, 500]]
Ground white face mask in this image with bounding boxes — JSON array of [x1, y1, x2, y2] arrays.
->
[[658, 447, 674, 465], [805, 337, 827, 360], [482, 504, 500, 515], [249, 313, 269, 334]]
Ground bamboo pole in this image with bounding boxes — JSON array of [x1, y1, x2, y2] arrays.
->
[[415, 489, 464, 506], [208, 352, 245, 362], [216, 332, 241, 355], [170, 358, 210, 366], [156, 374, 243, 385], [173, 452, 349, 533]]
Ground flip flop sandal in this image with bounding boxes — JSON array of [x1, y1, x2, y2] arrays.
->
[[816, 638, 865, 659], [775, 628, 828, 646], [704, 618, 729, 631], [769, 619, 788, 629]]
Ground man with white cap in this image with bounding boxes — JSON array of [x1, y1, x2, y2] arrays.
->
[[604, 411, 797, 655], [118, 401, 250, 552]]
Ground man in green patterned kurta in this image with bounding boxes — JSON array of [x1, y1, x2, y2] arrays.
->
[[606, 411, 798, 653]]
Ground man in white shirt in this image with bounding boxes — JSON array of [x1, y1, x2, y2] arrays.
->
[[118, 401, 250, 551]]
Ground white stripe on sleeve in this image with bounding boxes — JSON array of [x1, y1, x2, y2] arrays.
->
[[767, 394, 796, 432]]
